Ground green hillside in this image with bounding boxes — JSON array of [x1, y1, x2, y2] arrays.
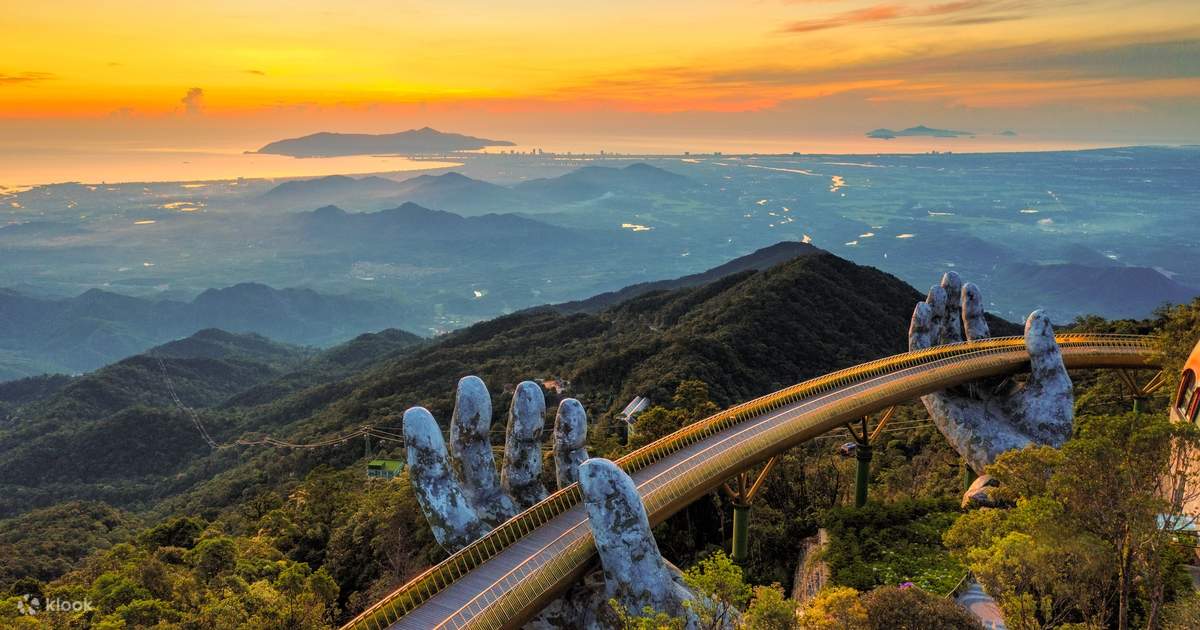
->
[[0, 248, 1045, 626]]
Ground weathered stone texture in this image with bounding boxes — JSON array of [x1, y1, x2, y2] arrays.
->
[[403, 406, 490, 551], [579, 458, 695, 622], [502, 381, 549, 509], [910, 273, 1074, 474], [450, 376, 517, 526], [553, 398, 589, 489]]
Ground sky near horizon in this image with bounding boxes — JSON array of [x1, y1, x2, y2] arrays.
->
[[3, 0, 1199, 152]]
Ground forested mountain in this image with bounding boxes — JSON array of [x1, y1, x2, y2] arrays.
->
[[0, 327, 426, 517], [380, 172, 530, 216], [514, 162, 698, 203], [254, 162, 698, 214], [257, 171, 530, 215], [548, 241, 823, 314], [0, 284, 404, 378], [0, 245, 1031, 625], [293, 202, 570, 244], [256, 175, 408, 210], [990, 262, 1197, 320], [0, 247, 916, 512]]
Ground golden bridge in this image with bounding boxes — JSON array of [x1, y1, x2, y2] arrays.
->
[[345, 333, 1159, 630]]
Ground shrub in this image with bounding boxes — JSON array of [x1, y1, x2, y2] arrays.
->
[[861, 585, 981, 630], [742, 583, 798, 630], [798, 586, 868, 630]]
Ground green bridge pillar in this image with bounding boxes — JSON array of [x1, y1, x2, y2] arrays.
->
[[724, 456, 778, 565], [731, 503, 750, 563], [963, 460, 978, 492], [854, 443, 872, 508]]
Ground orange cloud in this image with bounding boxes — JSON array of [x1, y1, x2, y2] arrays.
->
[[782, 1, 1019, 33], [784, 4, 904, 32], [0, 72, 55, 85]]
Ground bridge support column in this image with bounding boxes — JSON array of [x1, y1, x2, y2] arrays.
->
[[1117, 369, 1167, 414], [854, 443, 872, 508], [846, 412, 890, 508], [721, 456, 778, 564], [731, 503, 750, 563]]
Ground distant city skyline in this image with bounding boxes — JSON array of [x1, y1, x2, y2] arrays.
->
[[3, 0, 1198, 155]]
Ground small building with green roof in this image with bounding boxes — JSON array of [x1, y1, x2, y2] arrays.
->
[[366, 459, 404, 480]]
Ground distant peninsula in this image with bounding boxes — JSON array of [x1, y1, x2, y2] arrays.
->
[[255, 127, 516, 157], [866, 125, 973, 140]]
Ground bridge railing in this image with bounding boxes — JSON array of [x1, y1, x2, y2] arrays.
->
[[343, 334, 1154, 630]]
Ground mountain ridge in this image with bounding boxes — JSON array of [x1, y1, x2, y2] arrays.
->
[[548, 241, 824, 314], [0, 283, 408, 378]]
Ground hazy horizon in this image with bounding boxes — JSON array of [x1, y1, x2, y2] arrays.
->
[[1, 134, 1185, 188], [4, 0, 1198, 185]]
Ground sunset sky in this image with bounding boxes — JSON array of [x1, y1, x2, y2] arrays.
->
[[3, 0, 1199, 152]]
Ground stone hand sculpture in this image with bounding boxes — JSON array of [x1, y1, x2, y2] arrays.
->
[[908, 271, 1073, 474], [403, 376, 699, 629]]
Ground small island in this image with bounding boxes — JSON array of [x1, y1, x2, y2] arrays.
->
[[866, 124, 974, 140], [255, 126, 516, 157]]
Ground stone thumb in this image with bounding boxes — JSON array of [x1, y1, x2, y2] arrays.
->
[[579, 458, 686, 617]]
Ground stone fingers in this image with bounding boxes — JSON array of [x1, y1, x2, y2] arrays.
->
[[909, 301, 935, 351], [579, 458, 690, 619], [1017, 310, 1074, 446], [962, 282, 990, 342], [449, 376, 517, 526], [404, 407, 491, 552], [939, 271, 964, 343], [924, 284, 947, 345], [502, 381, 549, 509], [553, 398, 589, 490]]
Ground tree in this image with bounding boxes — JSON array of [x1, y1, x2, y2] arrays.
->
[[630, 380, 721, 449], [742, 583, 797, 630], [188, 536, 237, 581], [797, 586, 868, 630], [1152, 298, 1200, 376], [672, 380, 720, 420], [945, 412, 1200, 629], [683, 551, 751, 630], [611, 599, 688, 630], [1052, 413, 1197, 629], [140, 515, 205, 549]]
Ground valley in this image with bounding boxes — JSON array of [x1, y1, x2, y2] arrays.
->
[[1, 147, 1196, 379]]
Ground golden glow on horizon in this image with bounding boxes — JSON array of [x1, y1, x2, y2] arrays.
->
[[1, 0, 1198, 148]]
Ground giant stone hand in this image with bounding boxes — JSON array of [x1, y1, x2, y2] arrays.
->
[[403, 377, 698, 629], [908, 271, 1073, 474]]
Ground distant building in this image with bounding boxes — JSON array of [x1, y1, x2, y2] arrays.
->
[[542, 377, 570, 394], [616, 396, 651, 442], [366, 459, 404, 480], [618, 396, 650, 423]]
